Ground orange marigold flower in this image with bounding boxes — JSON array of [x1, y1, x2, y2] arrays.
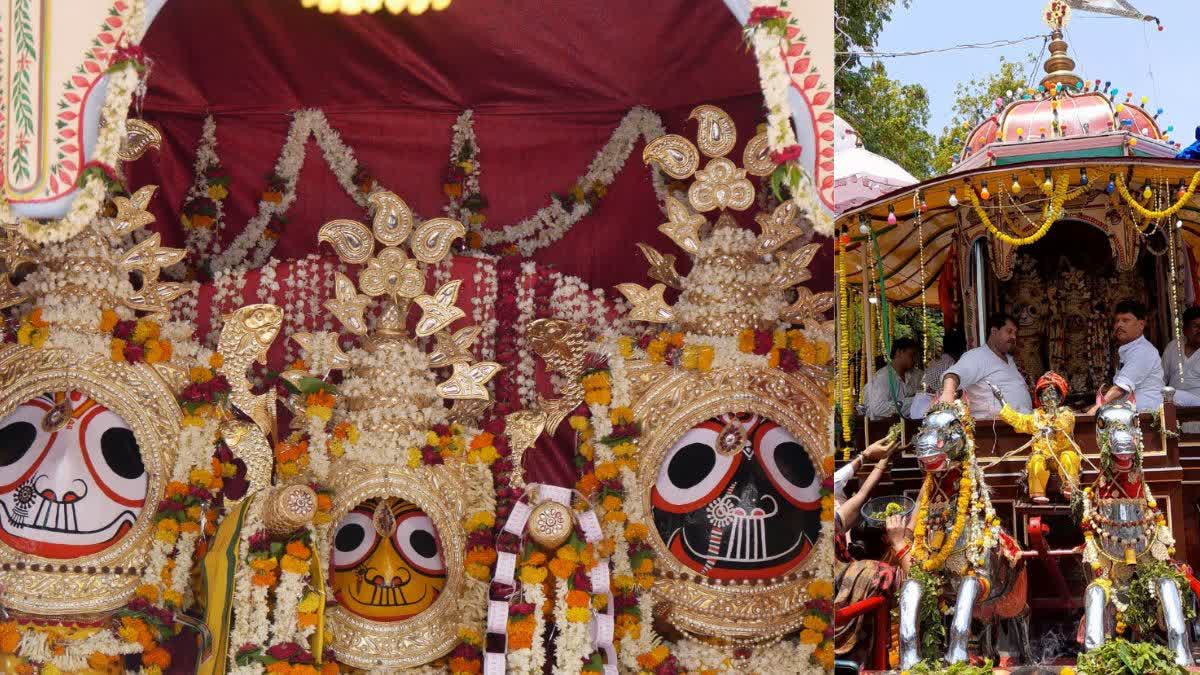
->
[[449, 656, 481, 674], [0, 622, 19, 653], [286, 540, 312, 560], [625, 523, 649, 541], [738, 328, 756, 353], [252, 571, 279, 587], [306, 390, 336, 409], [519, 565, 548, 585], [507, 618, 535, 649], [768, 348, 782, 369], [470, 431, 495, 450], [595, 463, 619, 481], [143, 647, 172, 668], [110, 338, 127, 362], [99, 309, 119, 333], [600, 494, 622, 511], [209, 353, 225, 369], [281, 554, 309, 575], [466, 547, 497, 566], [317, 493, 333, 512], [576, 472, 599, 496], [298, 612, 320, 628], [525, 551, 548, 567], [27, 309, 47, 329], [548, 556, 576, 579], [565, 589, 590, 608]]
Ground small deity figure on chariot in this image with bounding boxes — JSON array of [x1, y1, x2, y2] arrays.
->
[[992, 371, 1080, 503], [897, 400, 1030, 670], [1080, 396, 1196, 666]]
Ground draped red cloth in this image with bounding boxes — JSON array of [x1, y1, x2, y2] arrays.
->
[[126, 0, 833, 493]]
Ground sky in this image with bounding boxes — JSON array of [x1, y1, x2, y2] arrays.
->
[[871, 0, 1200, 144]]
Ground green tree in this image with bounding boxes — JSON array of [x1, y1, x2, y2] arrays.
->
[[931, 56, 1035, 175], [835, 0, 934, 179]]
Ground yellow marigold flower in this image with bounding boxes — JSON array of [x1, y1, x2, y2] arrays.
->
[[803, 614, 827, 632], [307, 405, 333, 422], [155, 519, 179, 544], [609, 406, 634, 426], [800, 628, 822, 644], [163, 589, 183, 607], [207, 183, 229, 200], [466, 562, 491, 580], [182, 414, 206, 428], [135, 583, 160, 603], [569, 415, 590, 432], [579, 441, 594, 461], [600, 494, 622, 512], [613, 442, 636, 458], [209, 353, 224, 368], [189, 468, 214, 486], [618, 336, 633, 357], [613, 574, 636, 591], [281, 554, 308, 575], [772, 329, 787, 350], [625, 523, 649, 541], [807, 579, 833, 599], [603, 510, 627, 524], [298, 592, 321, 613], [189, 366, 214, 384], [518, 565, 548, 584], [133, 319, 160, 344], [466, 511, 495, 531], [645, 339, 666, 363], [636, 558, 653, 574], [596, 462, 619, 481], [278, 461, 299, 477], [479, 444, 499, 463], [407, 447, 422, 469], [566, 607, 591, 623], [696, 345, 714, 371], [249, 557, 279, 572], [144, 339, 165, 364], [556, 546, 579, 563], [99, 308, 119, 333], [16, 323, 34, 346], [329, 438, 345, 458]]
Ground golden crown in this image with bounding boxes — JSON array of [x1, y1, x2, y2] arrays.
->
[[632, 105, 828, 336], [286, 191, 500, 439]]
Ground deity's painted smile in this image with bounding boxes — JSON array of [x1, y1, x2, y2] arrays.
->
[[0, 392, 145, 559], [651, 413, 820, 580]]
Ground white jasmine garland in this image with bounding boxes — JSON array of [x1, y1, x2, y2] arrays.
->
[[515, 261, 538, 407], [15, 629, 142, 672], [228, 495, 268, 671], [444, 110, 483, 226], [552, 579, 590, 675], [270, 567, 307, 645]]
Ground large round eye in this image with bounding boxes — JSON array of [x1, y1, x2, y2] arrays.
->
[[393, 510, 444, 576], [651, 423, 739, 514], [0, 399, 54, 492], [79, 406, 145, 507], [755, 423, 820, 507], [333, 511, 377, 570]]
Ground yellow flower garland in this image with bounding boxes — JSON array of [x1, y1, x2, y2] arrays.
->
[[838, 239, 853, 442], [911, 472, 974, 572], [1114, 170, 1200, 221], [965, 172, 1088, 247]]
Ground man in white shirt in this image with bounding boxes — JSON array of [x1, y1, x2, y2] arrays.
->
[[922, 329, 966, 392], [1162, 306, 1200, 406], [864, 338, 918, 419], [938, 313, 1032, 419], [1088, 299, 1164, 414]]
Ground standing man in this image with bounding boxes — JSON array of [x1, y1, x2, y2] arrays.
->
[[923, 329, 967, 392], [1163, 306, 1200, 407], [864, 338, 918, 419], [939, 312, 1032, 419], [1087, 299, 1164, 414]]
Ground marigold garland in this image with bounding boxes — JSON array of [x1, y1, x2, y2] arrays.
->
[[966, 171, 1089, 247], [1114, 170, 1200, 221], [911, 473, 973, 572]]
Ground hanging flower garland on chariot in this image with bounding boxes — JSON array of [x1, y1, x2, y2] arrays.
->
[[1080, 395, 1197, 666], [506, 104, 836, 673], [898, 400, 1030, 670], [990, 371, 1081, 503], [194, 189, 519, 674], [0, 2, 284, 671]]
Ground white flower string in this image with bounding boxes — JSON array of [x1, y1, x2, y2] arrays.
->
[[183, 106, 671, 272]]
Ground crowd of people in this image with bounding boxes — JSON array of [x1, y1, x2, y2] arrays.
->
[[862, 300, 1200, 421]]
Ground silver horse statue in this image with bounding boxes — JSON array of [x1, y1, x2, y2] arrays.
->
[[898, 402, 1031, 669], [1082, 396, 1192, 666]]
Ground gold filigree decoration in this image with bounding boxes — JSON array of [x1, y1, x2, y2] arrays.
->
[[636, 243, 683, 290], [358, 247, 424, 299], [769, 243, 821, 289], [428, 326, 481, 368], [659, 197, 705, 254], [780, 286, 836, 327], [261, 484, 317, 535], [688, 158, 755, 213], [220, 420, 274, 500], [436, 361, 502, 400], [502, 409, 546, 488], [118, 119, 162, 162], [318, 219, 375, 265], [368, 191, 414, 246], [110, 185, 158, 237], [754, 201, 804, 253], [643, 134, 700, 179], [615, 282, 676, 323], [325, 273, 371, 336], [288, 332, 351, 378], [410, 218, 467, 264], [527, 318, 589, 433], [528, 500, 574, 548], [414, 280, 467, 337], [742, 132, 776, 177], [217, 304, 282, 438], [689, 105, 737, 158]]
